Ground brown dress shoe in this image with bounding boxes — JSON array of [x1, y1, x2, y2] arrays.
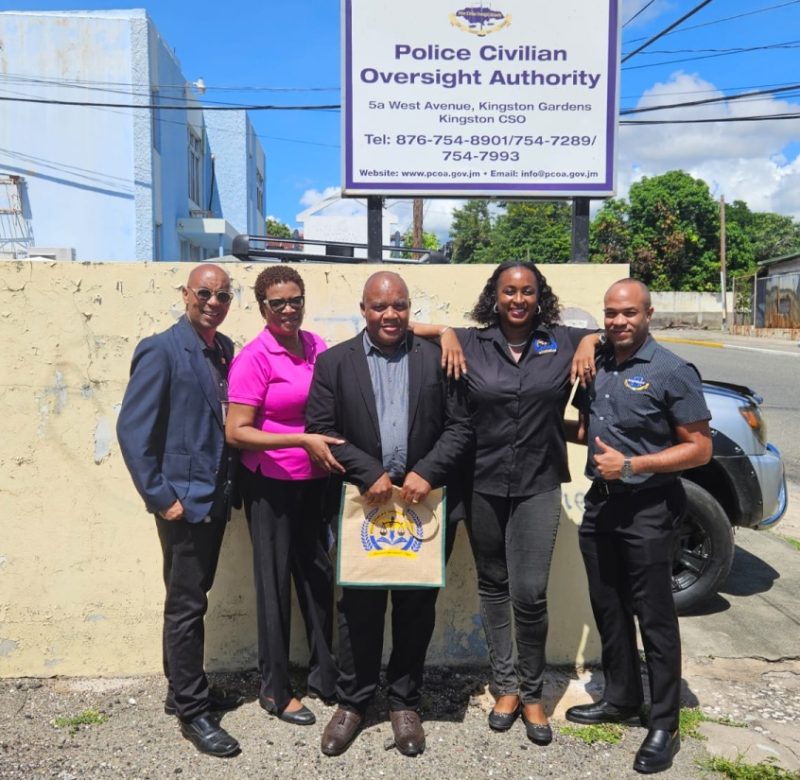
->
[[321, 708, 362, 756], [389, 709, 425, 756]]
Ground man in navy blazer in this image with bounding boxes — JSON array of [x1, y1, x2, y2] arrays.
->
[[117, 263, 241, 757], [306, 271, 473, 758]]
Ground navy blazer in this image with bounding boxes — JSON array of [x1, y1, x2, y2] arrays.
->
[[305, 331, 473, 520], [116, 315, 236, 523]]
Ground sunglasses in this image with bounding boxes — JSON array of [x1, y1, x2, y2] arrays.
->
[[187, 287, 233, 305], [265, 295, 305, 312]]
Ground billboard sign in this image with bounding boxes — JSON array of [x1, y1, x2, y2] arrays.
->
[[342, 1, 620, 197]]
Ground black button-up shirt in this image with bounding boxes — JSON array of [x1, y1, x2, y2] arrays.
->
[[577, 335, 711, 488], [457, 323, 593, 497]]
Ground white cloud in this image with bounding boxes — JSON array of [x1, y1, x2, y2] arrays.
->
[[617, 72, 800, 218], [299, 186, 342, 208]]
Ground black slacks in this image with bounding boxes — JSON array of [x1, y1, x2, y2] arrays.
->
[[579, 480, 686, 731], [156, 513, 226, 722], [241, 468, 337, 711], [336, 520, 458, 713]]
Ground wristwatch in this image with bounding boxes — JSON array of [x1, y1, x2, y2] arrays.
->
[[621, 458, 634, 481]]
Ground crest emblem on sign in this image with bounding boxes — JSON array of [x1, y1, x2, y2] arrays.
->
[[449, 6, 512, 36], [360, 505, 425, 558]]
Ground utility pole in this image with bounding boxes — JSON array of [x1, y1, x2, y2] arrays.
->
[[412, 198, 423, 253], [367, 196, 383, 259], [720, 194, 727, 331]]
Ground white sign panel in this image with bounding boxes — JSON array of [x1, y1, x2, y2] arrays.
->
[[342, 1, 620, 197]]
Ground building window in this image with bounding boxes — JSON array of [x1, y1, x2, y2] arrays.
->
[[151, 89, 161, 153], [188, 129, 202, 205], [256, 169, 264, 216], [154, 222, 162, 261]]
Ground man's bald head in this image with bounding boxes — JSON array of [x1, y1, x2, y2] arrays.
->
[[360, 272, 411, 354], [362, 271, 409, 304], [187, 263, 230, 289], [605, 278, 651, 309], [182, 263, 232, 343]]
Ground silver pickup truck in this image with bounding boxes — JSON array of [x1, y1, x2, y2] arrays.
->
[[675, 380, 787, 613]]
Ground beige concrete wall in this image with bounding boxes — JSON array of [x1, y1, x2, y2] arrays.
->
[[0, 260, 626, 677]]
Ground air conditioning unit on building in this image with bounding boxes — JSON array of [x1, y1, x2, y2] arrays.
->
[[28, 246, 76, 261]]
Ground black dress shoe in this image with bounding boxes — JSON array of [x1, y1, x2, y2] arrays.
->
[[321, 708, 363, 756], [634, 729, 680, 774], [179, 713, 240, 757], [565, 699, 643, 725], [488, 705, 520, 732], [389, 709, 426, 756], [521, 711, 553, 746], [259, 694, 316, 725], [164, 687, 244, 717]]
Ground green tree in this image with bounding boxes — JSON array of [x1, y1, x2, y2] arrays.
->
[[725, 201, 800, 265], [266, 217, 292, 239], [625, 171, 719, 290], [482, 201, 572, 264], [590, 198, 632, 265], [400, 228, 439, 259], [449, 199, 492, 263]]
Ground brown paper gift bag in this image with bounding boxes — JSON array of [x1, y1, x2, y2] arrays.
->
[[336, 484, 446, 588]]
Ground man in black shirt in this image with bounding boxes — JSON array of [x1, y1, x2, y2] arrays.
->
[[568, 279, 712, 775]]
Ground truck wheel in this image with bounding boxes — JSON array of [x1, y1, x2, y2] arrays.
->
[[672, 480, 734, 615]]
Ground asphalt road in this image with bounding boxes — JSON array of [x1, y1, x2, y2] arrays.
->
[[658, 333, 800, 483]]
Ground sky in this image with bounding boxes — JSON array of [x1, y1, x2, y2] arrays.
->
[[5, 0, 800, 239]]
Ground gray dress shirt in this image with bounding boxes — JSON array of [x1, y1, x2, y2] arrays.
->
[[362, 331, 409, 482]]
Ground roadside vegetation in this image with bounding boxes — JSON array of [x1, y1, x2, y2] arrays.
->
[[697, 754, 800, 779], [53, 708, 109, 736]]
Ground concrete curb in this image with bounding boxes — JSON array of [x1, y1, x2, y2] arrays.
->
[[658, 336, 800, 357]]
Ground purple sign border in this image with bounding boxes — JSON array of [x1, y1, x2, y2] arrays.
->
[[342, 0, 619, 197]]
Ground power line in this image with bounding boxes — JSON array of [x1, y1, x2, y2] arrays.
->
[[620, 82, 800, 115], [622, 112, 800, 124], [622, 0, 715, 62], [0, 95, 339, 111], [624, 0, 800, 43], [623, 0, 658, 28], [622, 41, 800, 71]]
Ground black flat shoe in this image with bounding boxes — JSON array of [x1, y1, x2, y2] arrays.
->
[[634, 729, 680, 774], [565, 699, 643, 725], [259, 694, 316, 726], [179, 713, 240, 757], [165, 687, 244, 717], [488, 705, 520, 732], [521, 712, 552, 746]]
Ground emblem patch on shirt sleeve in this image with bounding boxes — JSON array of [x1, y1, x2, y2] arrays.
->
[[624, 375, 650, 391]]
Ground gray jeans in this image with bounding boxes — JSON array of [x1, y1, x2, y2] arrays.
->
[[465, 488, 562, 703]]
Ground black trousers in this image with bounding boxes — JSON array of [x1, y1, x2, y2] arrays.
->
[[156, 513, 226, 722], [579, 481, 686, 731], [240, 468, 337, 711], [336, 520, 458, 713]]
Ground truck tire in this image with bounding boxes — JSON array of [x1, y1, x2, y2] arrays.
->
[[672, 479, 735, 615]]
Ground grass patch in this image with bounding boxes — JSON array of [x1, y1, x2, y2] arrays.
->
[[697, 755, 800, 779], [560, 722, 625, 745], [778, 535, 800, 552], [679, 707, 749, 740], [53, 708, 109, 735]]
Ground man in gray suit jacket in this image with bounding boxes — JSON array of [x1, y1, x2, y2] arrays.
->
[[117, 264, 241, 757], [306, 271, 473, 758]]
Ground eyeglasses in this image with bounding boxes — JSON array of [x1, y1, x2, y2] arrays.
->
[[187, 287, 233, 305], [265, 295, 305, 312]]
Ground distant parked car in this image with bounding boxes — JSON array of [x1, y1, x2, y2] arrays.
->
[[675, 381, 787, 613]]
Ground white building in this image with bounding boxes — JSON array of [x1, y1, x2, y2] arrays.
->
[[0, 9, 265, 260]]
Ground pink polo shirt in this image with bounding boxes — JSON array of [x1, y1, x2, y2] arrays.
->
[[227, 327, 328, 480]]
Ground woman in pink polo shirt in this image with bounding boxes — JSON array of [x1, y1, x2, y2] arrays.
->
[[226, 266, 344, 727]]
